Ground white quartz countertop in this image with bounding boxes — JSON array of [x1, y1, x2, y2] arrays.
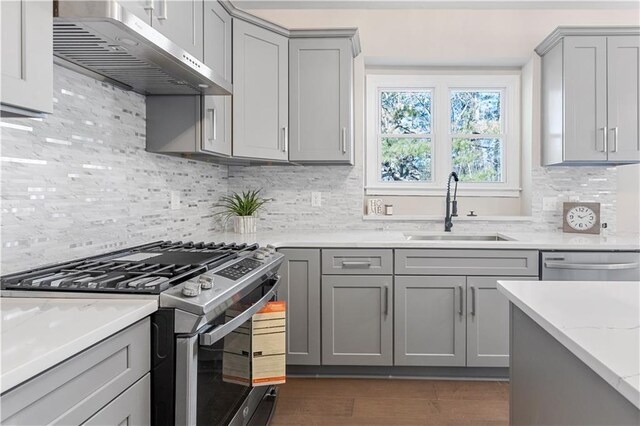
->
[[206, 230, 640, 250], [497, 280, 640, 409], [0, 297, 157, 394]]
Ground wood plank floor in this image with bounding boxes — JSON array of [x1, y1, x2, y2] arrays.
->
[[271, 378, 509, 425]]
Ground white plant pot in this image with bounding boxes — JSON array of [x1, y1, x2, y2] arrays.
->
[[233, 216, 257, 234]]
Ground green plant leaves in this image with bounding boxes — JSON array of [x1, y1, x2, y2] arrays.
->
[[213, 189, 272, 222]]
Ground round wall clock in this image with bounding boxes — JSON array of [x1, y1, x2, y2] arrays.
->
[[562, 202, 601, 234]]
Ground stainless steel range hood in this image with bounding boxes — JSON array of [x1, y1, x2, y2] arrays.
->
[[53, 1, 232, 95]]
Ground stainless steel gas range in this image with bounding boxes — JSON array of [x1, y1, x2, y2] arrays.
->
[[1, 240, 284, 426]]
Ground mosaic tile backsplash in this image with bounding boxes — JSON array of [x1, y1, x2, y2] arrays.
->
[[1, 66, 619, 273], [1, 65, 228, 274]]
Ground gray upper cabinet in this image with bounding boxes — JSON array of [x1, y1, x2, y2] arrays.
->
[[203, 0, 232, 83], [607, 35, 640, 163], [278, 249, 321, 366], [537, 27, 640, 165], [394, 276, 466, 367], [0, 0, 53, 116], [151, 0, 204, 61], [146, 95, 231, 157], [119, 1, 153, 25], [289, 37, 355, 164], [232, 19, 289, 161], [466, 276, 536, 367], [322, 275, 393, 366]]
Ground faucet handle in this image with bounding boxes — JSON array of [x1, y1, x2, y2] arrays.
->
[[451, 200, 458, 217]]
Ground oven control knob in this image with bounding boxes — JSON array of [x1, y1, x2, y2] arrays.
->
[[258, 247, 271, 257], [198, 274, 214, 290], [182, 281, 201, 297], [253, 251, 266, 260], [266, 245, 277, 254]]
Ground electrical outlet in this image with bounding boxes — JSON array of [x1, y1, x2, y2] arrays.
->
[[542, 197, 557, 212], [311, 192, 322, 207], [170, 190, 180, 210]]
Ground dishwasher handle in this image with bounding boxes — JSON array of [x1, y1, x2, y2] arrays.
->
[[544, 261, 639, 271]]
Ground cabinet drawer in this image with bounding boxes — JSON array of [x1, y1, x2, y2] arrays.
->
[[322, 249, 393, 275], [1, 318, 150, 425], [83, 374, 150, 426], [395, 250, 538, 276]]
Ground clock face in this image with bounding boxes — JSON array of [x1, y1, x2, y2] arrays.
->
[[566, 206, 597, 231]]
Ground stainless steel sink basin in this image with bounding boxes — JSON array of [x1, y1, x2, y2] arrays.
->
[[405, 233, 514, 241]]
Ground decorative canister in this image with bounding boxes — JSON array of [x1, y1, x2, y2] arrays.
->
[[233, 216, 257, 234]]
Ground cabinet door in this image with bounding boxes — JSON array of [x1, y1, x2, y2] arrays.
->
[[203, 0, 232, 83], [83, 374, 151, 425], [0, 0, 52, 115], [233, 19, 289, 161], [278, 249, 321, 365], [322, 275, 393, 366], [563, 36, 608, 162], [394, 276, 466, 367], [289, 38, 353, 163], [607, 35, 640, 163], [202, 96, 232, 156], [151, 0, 204, 61], [466, 276, 537, 367], [119, 1, 153, 25]]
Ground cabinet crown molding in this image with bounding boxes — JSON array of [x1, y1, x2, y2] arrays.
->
[[535, 25, 640, 56]]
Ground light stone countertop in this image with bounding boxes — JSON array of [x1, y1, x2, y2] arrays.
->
[[497, 280, 640, 409], [206, 230, 640, 250], [0, 297, 158, 394]]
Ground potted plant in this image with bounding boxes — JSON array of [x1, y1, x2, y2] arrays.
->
[[214, 189, 271, 234]]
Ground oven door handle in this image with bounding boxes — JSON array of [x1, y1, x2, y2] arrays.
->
[[199, 275, 281, 346]]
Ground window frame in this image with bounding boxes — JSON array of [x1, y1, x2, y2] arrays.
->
[[365, 73, 521, 197]]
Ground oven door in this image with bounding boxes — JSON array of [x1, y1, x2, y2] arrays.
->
[[175, 276, 281, 425]]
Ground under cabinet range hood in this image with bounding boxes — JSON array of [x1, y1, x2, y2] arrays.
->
[[53, 1, 232, 95]]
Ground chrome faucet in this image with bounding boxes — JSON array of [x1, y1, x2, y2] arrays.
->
[[445, 171, 459, 232]]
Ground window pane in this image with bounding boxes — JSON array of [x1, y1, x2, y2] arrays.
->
[[452, 137, 502, 182], [381, 138, 432, 181], [380, 91, 431, 134], [450, 91, 501, 134]]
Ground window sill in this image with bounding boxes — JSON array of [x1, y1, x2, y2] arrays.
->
[[365, 187, 522, 198], [362, 215, 534, 222]]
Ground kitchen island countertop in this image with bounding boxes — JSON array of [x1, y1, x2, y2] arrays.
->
[[0, 297, 158, 394], [497, 280, 640, 409]]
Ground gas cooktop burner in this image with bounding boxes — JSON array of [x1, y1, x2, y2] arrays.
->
[[0, 240, 259, 294]]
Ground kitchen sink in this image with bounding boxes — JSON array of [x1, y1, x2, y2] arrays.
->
[[405, 233, 515, 241]]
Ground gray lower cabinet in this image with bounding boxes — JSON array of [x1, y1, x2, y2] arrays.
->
[[146, 95, 231, 157], [289, 37, 354, 164], [1, 319, 150, 425], [278, 249, 321, 365], [232, 19, 289, 161], [151, 0, 204, 61], [394, 276, 466, 367], [83, 374, 151, 425], [0, 0, 53, 116], [466, 276, 537, 367], [322, 275, 393, 365]]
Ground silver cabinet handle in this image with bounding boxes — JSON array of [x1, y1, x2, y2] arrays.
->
[[601, 127, 608, 152], [470, 286, 476, 316], [544, 261, 639, 270], [282, 126, 288, 153], [341, 127, 346, 154], [206, 108, 217, 142], [383, 285, 389, 316], [611, 127, 618, 153], [341, 261, 372, 269], [458, 285, 463, 315], [199, 276, 281, 346], [157, 0, 168, 20]]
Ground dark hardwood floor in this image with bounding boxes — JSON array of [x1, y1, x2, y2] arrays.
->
[[271, 378, 509, 425]]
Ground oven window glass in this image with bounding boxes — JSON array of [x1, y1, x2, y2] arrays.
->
[[196, 282, 271, 425]]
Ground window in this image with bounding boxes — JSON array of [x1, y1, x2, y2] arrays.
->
[[366, 74, 520, 196]]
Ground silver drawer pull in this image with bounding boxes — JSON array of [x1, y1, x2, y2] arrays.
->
[[458, 285, 463, 315], [341, 261, 372, 269], [544, 261, 639, 270], [199, 276, 281, 346], [470, 286, 476, 316]]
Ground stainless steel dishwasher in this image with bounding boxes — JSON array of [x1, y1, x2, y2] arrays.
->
[[541, 251, 640, 281]]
